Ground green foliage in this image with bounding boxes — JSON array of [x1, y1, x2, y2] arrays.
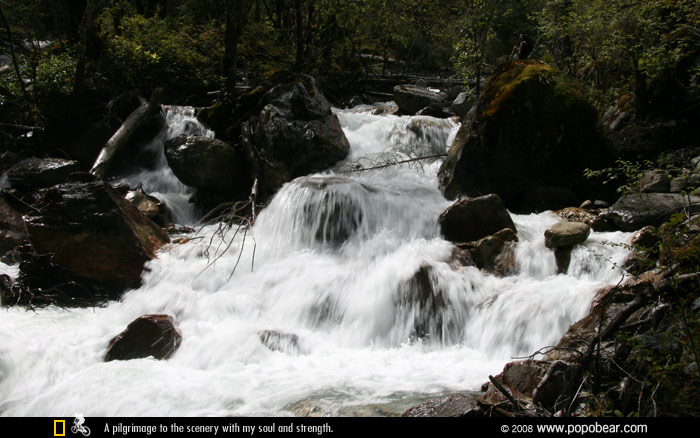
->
[[96, 4, 216, 94], [35, 51, 77, 97], [535, 0, 700, 111]]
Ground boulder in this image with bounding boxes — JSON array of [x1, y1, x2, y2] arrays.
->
[[402, 393, 483, 417], [392, 84, 444, 115], [125, 190, 167, 226], [164, 135, 253, 192], [396, 264, 456, 343], [450, 91, 475, 118], [554, 207, 599, 227], [246, 74, 351, 198], [438, 61, 614, 212], [415, 104, 453, 119], [7, 158, 81, 190], [606, 193, 700, 231], [474, 230, 517, 275], [258, 330, 303, 355], [0, 194, 28, 258], [631, 226, 659, 249], [23, 182, 169, 292], [636, 170, 671, 193], [439, 194, 516, 243], [544, 222, 591, 248], [670, 174, 700, 193], [105, 314, 182, 361]]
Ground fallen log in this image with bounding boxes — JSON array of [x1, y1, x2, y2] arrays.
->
[[90, 89, 164, 179]]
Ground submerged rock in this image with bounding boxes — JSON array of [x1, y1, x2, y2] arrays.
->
[[438, 60, 613, 212], [439, 194, 516, 243], [258, 330, 303, 355], [105, 314, 182, 361], [396, 264, 453, 343]]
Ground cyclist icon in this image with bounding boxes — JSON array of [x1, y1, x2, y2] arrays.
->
[[71, 414, 91, 437]]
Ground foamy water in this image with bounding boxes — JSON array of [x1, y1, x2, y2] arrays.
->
[[0, 105, 631, 416]]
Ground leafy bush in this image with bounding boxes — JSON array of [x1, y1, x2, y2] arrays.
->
[[97, 5, 217, 94]]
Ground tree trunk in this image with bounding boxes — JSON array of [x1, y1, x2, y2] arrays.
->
[[0, 4, 29, 100], [293, 0, 304, 71], [73, 0, 96, 99], [90, 90, 164, 179], [224, 0, 254, 93]]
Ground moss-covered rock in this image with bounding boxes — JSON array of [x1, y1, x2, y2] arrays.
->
[[439, 60, 614, 212]]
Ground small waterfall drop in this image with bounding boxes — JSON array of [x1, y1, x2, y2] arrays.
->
[[0, 105, 632, 417], [117, 106, 213, 224]]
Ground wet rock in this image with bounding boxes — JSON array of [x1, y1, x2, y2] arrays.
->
[[402, 393, 483, 417], [247, 74, 350, 199], [493, 228, 518, 242], [258, 330, 303, 355], [579, 200, 594, 209], [670, 174, 700, 193], [7, 158, 81, 190], [450, 91, 475, 118], [554, 207, 599, 227], [545, 222, 590, 274], [475, 232, 517, 276], [631, 226, 659, 249], [438, 61, 613, 212], [532, 361, 577, 409], [0, 194, 28, 258], [636, 170, 671, 193], [23, 182, 169, 293], [125, 190, 167, 226], [544, 221, 590, 248], [606, 193, 700, 231], [553, 247, 573, 274], [297, 176, 367, 247], [449, 243, 476, 269], [439, 194, 516, 243], [393, 84, 444, 115], [415, 104, 453, 118], [164, 135, 253, 192], [397, 265, 454, 342], [105, 314, 182, 361]]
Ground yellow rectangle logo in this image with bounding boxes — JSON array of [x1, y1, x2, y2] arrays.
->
[[54, 420, 66, 436]]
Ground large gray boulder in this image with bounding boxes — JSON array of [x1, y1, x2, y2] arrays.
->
[[605, 193, 700, 231], [393, 84, 444, 115], [438, 61, 614, 213], [247, 75, 351, 198], [164, 135, 252, 191], [439, 194, 516, 243]]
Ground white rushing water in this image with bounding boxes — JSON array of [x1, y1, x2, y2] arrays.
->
[[0, 105, 632, 417]]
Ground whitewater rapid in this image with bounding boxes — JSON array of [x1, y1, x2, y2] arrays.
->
[[0, 105, 632, 416]]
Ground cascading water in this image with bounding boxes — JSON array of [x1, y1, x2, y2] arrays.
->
[[0, 104, 632, 417], [117, 106, 213, 224]]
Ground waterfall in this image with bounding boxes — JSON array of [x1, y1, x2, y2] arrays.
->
[[0, 105, 632, 417], [117, 106, 213, 225]]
